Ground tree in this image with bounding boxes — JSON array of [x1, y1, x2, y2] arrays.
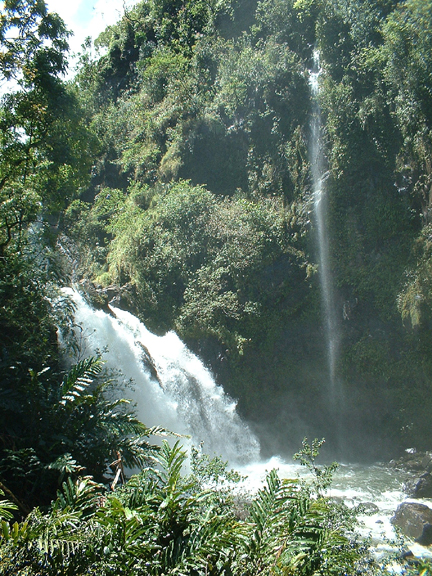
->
[[1, 0, 95, 245], [381, 0, 432, 224], [0, 1, 102, 509], [0, 353, 164, 509], [0, 0, 69, 83]]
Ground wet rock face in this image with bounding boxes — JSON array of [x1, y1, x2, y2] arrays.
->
[[79, 280, 137, 315], [136, 342, 163, 389], [389, 451, 432, 473], [391, 502, 432, 545]]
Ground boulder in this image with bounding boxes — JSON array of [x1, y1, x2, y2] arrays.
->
[[391, 502, 432, 545], [404, 472, 432, 498], [356, 502, 379, 514], [389, 451, 432, 499], [422, 453, 432, 472], [105, 283, 136, 312]]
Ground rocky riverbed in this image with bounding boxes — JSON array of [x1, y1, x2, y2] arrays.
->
[[389, 450, 432, 547]]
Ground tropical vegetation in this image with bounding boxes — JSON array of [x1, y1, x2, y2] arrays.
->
[[0, 439, 395, 576], [2, 0, 432, 573]]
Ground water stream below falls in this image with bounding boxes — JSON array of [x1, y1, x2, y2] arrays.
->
[[64, 288, 432, 558], [241, 459, 432, 560]]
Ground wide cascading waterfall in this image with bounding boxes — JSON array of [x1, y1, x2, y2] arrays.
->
[[64, 288, 260, 464], [309, 51, 340, 396]]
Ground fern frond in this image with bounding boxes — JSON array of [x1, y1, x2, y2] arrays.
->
[[0, 489, 18, 521], [59, 357, 103, 407]]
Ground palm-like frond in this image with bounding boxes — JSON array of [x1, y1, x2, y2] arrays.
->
[[95, 400, 172, 468], [276, 498, 330, 575], [0, 442, 365, 576], [239, 468, 354, 576], [35, 518, 83, 559], [177, 508, 244, 574], [246, 469, 298, 557], [53, 476, 105, 515], [48, 453, 84, 479], [155, 440, 187, 491], [1, 506, 86, 569]]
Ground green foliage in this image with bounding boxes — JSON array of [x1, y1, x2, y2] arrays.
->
[[380, 0, 432, 227], [398, 224, 432, 328], [189, 444, 244, 491], [0, 0, 69, 83], [51, 357, 166, 473], [254, 0, 316, 57], [5, 0, 432, 504], [0, 238, 66, 510], [74, 0, 236, 107], [97, 180, 308, 357], [293, 438, 338, 495], [75, 10, 310, 198], [0, 440, 370, 576], [0, 351, 164, 509], [69, 0, 432, 455], [0, 1, 95, 223], [0, 7, 97, 446]]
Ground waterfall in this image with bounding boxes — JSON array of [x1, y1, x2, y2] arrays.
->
[[63, 288, 260, 465], [309, 51, 340, 394]]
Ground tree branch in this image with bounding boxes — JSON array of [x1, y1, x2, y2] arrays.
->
[[0, 479, 31, 517]]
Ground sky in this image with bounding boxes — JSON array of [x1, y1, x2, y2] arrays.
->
[[45, 0, 136, 74], [0, 0, 136, 93]]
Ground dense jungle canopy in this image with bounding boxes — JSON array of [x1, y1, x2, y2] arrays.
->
[[1, 0, 432, 520]]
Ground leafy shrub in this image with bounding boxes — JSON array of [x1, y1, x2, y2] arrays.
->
[[0, 440, 372, 576]]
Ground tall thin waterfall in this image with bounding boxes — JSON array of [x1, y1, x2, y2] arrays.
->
[[64, 288, 260, 464], [309, 51, 340, 394]]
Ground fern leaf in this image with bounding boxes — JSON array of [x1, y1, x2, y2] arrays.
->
[[0, 489, 18, 520], [59, 357, 103, 407]]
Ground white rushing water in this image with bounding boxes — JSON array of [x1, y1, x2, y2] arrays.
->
[[64, 288, 260, 464]]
